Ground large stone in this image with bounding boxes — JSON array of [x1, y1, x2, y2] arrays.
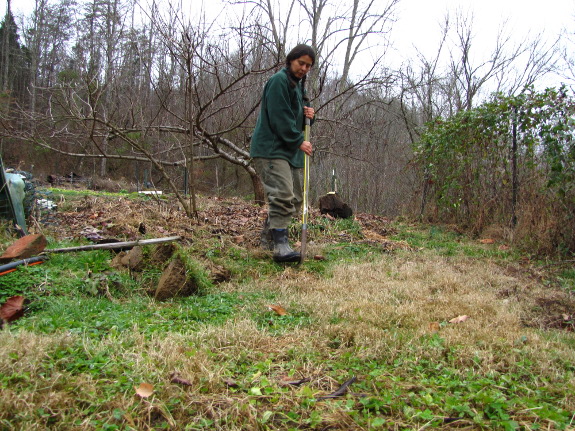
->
[[154, 257, 198, 301], [0, 234, 48, 262]]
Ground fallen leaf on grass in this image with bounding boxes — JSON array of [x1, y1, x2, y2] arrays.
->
[[0, 295, 25, 323], [428, 322, 441, 332], [563, 314, 572, 321], [498, 244, 510, 251], [267, 304, 287, 316], [279, 376, 311, 386], [134, 383, 154, 398], [317, 376, 357, 400], [223, 378, 239, 388], [170, 372, 192, 386], [449, 315, 470, 324], [314, 255, 326, 261], [231, 235, 245, 244], [479, 238, 495, 244]]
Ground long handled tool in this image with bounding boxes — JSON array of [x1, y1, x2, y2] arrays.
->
[[300, 117, 311, 264]]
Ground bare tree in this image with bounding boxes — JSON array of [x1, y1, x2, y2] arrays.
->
[[446, 11, 560, 111]]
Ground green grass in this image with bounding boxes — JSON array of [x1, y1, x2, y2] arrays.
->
[[15, 293, 241, 336], [1, 197, 575, 430], [557, 267, 575, 293], [390, 223, 522, 260], [48, 187, 167, 200]]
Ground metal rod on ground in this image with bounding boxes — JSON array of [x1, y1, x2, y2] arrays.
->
[[300, 117, 311, 264], [43, 236, 181, 254]]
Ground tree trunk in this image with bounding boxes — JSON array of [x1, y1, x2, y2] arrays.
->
[[1, 0, 11, 92], [248, 166, 265, 206]]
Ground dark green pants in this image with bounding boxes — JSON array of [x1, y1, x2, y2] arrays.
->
[[254, 158, 303, 230]]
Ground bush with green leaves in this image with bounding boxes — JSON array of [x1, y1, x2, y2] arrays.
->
[[415, 86, 575, 254]]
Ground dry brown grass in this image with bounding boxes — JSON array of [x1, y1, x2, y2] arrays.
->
[[3, 192, 575, 429], [230, 254, 575, 375], [2, 248, 575, 429]]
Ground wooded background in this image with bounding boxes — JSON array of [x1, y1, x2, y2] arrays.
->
[[0, 0, 573, 254]]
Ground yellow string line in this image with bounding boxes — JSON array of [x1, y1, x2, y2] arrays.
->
[[302, 123, 310, 225]]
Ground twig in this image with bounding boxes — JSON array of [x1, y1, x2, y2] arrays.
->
[[541, 259, 575, 269], [317, 376, 357, 400], [280, 377, 311, 387]]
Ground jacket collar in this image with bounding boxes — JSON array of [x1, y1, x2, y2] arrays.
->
[[283, 67, 301, 88]]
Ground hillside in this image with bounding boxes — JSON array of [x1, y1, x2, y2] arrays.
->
[[0, 189, 574, 430]]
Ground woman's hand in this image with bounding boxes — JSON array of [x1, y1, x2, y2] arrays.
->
[[304, 107, 315, 119], [300, 140, 313, 156]]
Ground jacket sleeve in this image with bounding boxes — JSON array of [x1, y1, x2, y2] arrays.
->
[[264, 75, 304, 150]]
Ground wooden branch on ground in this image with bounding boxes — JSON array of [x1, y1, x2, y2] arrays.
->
[[43, 236, 181, 254]]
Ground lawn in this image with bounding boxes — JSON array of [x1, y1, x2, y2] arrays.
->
[[1, 190, 574, 430]]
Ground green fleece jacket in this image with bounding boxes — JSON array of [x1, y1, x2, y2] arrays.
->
[[250, 68, 310, 168]]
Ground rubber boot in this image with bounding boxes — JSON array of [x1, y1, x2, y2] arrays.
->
[[271, 229, 300, 263], [260, 217, 274, 251]]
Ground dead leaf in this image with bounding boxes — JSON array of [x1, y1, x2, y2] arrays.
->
[[223, 378, 239, 388], [449, 315, 470, 324], [498, 244, 510, 251], [267, 304, 287, 316], [232, 235, 245, 244], [0, 295, 25, 323], [428, 322, 440, 332], [562, 314, 571, 321], [479, 239, 495, 244], [314, 255, 326, 261], [135, 383, 154, 398], [317, 376, 357, 400], [170, 372, 193, 386], [279, 376, 311, 386]]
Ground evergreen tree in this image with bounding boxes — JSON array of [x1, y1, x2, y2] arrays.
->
[[0, 2, 30, 98]]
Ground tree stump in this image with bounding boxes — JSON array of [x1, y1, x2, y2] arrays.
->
[[318, 193, 353, 219]]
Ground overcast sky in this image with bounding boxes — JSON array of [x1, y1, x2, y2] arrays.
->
[[2, 0, 574, 86], [4, 0, 573, 35], [392, 0, 574, 58]]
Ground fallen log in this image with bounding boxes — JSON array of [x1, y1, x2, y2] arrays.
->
[[43, 236, 181, 254]]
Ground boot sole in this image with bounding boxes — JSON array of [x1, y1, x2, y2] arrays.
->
[[273, 253, 301, 263]]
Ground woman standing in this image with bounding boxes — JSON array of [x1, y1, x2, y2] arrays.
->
[[250, 44, 316, 262]]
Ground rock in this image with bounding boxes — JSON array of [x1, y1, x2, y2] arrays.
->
[[154, 257, 198, 301], [318, 193, 353, 219], [0, 234, 48, 262]]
